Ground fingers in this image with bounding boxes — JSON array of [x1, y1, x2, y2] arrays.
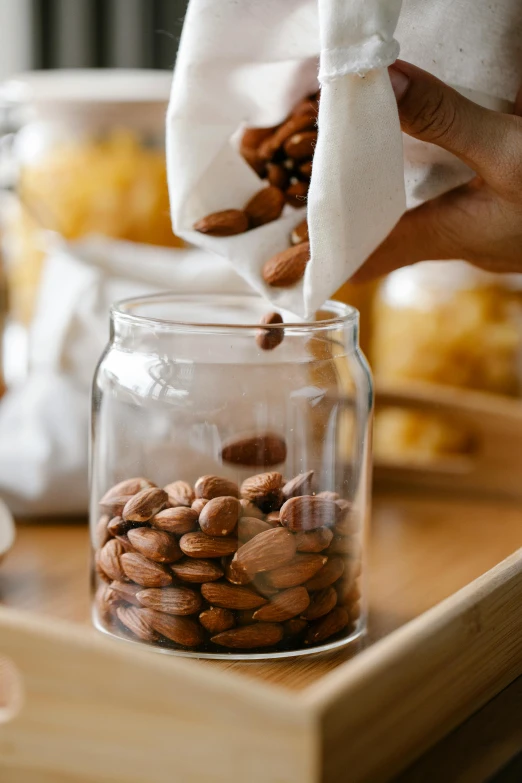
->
[[388, 60, 516, 183]]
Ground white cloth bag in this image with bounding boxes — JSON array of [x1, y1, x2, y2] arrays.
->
[[0, 238, 249, 515], [167, 0, 522, 318]]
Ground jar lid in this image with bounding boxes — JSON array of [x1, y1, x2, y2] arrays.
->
[[0, 69, 173, 141], [381, 261, 522, 309], [0, 69, 173, 107]]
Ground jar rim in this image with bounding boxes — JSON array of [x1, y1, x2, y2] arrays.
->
[[111, 292, 358, 332], [0, 69, 172, 107]]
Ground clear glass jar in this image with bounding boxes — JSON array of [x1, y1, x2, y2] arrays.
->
[[372, 261, 522, 395], [371, 261, 522, 462], [91, 294, 372, 659], [0, 70, 181, 379]]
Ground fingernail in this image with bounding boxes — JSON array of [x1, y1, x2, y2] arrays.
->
[[389, 65, 410, 102]]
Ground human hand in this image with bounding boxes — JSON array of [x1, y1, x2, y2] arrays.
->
[[352, 60, 522, 282]]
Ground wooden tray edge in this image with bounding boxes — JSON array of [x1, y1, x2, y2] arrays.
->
[[305, 548, 522, 781]]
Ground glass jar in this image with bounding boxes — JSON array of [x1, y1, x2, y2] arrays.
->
[[90, 294, 372, 659], [0, 70, 182, 379], [371, 261, 522, 462]]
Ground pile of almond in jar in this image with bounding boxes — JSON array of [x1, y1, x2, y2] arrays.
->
[[94, 467, 362, 655], [193, 92, 319, 291]]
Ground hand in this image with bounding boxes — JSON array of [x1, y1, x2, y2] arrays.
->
[[352, 60, 522, 282]]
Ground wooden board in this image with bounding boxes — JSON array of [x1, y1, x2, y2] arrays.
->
[[1, 492, 522, 781]]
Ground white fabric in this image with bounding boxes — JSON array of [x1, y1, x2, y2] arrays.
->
[[167, 0, 522, 318], [0, 237, 249, 515]]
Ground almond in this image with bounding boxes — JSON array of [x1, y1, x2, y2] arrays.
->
[[244, 186, 285, 228], [326, 535, 361, 558], [99, 477, 156, 506], [252, 573, 279, 597], [192, 498, 209, 515], [95, 515, 111, 548], [224, 556, 251, 586], [284, 131, 317, 160], [241, 145, 266, 177], [266, 162, 290, 190], [122, 488, 168, 522], [99, 494, 135, 517], [108, 580, 142, 607], [240, 471, 284, 507], [267, 554, 327, 589], [221, 434, 287, 468], [336, 576, 361, 601], [199, 607, 235, 634], [305, 556, 344, 591], [95, 585, 117, 623], [349, 601, 361, 623], [265, 511, 281, 526], [285, 181, 308, 208], [282, 470, 314, 499], [262, 243, 309, 287], [152, 507, 198, 535], [136, 586, 202, 616], [291, 97, 319, 118], [172, 557, 224, 583], [258, 114, 316, 160], [107, 516, 143, 537], [299, 161, 313, 179], [256, 311, 284, 351], [127, 528, 182, 564], [253, 586, 310, 622], [193, 209, 249, 236], [295, 527, 333, 553], [233, 527, 296, 575], [120, 553, 173, 587], [164, 480, 195, 507], [241, 126, 276, 150], [97, 582, 119, 606], [199, 496, 240, 537], [301, 586, 337, 620], [201, 582, 267, 610], [116, 605, 160, 642], [280, 495, 342, 531], [305, 607, 349, 645], [179, 532, 238, 559], [284, 617, 308, 637], [195, 475, 239, 500], [94, 550, 111, 584], [99, 539, 126, 582], [346, 557, 362, 584], [212, 623, 283, 649], [238, 517, 271, 542], [334, 500, 358, 536], [239, 499, 266, 520], [143, 609, 204, 647], [114, 534, 136, 554], [236, 609, 258, 626], [290, 219, 309, 246]]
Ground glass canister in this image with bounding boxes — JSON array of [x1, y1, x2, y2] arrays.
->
[[372, 261, 522, 395], [91, 294, 372, 659], [0, 69, 181, 372], [371, 261, 522, 461]]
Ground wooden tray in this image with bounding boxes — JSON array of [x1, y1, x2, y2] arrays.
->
[[374, 380, 522, 499], [1, 493, 522, 782]]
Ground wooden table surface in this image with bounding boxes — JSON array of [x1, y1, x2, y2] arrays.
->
[[2, 490, 522, 779]]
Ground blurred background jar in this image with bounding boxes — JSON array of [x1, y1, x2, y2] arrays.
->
[[371, 261, 522, 462], [91, 294, 372, 658], [0, 69, 181, 383]]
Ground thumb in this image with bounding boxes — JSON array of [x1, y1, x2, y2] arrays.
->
[[388, 60, 512, 182]]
